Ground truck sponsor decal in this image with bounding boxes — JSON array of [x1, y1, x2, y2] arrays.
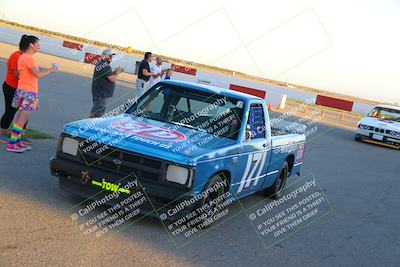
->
[[295, 144, 305, 164], [111, 121, 186, 142], [237, 152, 267, 193], [91, 179, 131, 195]]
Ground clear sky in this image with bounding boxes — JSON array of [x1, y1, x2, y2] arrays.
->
[[1, 0, 399, 104]]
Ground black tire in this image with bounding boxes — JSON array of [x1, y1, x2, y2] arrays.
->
[[355, 135, 362, 142], [195, 174, 227, 228], [264, 161, 289, 199]]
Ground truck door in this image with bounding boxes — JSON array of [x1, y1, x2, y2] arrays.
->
[[235, 102, 272, 197]]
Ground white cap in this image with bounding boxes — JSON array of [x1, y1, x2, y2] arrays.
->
[[102, 48, 115, 56]]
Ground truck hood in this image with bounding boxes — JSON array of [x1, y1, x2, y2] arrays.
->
[[358, 117, 400, 131], [63, 114, 236, 165]]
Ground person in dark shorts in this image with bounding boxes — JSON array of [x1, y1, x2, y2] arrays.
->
[[90, 49, 124, 118], [0, 36, 29, 144], [135, 52, 152, 98]]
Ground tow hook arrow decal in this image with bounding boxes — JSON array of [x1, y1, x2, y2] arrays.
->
[[91, 179, 131, 195]]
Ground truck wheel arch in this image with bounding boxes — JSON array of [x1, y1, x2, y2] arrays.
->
[[210, 170, 231, 190], [264, 161, 289, 199]]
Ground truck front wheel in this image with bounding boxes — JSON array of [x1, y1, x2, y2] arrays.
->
[[264, 161, 288, 199], [195, 174, 228, 227]]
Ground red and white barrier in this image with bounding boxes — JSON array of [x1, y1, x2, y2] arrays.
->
[[315, 95, 353, 112]]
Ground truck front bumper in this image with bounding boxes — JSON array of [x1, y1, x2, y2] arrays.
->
[[50, 156, 196, 220]]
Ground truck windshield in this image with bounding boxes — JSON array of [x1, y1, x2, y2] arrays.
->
[[126, 84, 244, 140], [368, 107, 400, 121]]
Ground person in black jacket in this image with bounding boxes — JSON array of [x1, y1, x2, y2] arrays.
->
[[135, 51, 153, 98], [90, 49, 123, 118]]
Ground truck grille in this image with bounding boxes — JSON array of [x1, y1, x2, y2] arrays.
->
[[77, 139, 166, 181]]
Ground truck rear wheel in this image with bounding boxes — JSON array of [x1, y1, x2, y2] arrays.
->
[[264, 161, 288, 199]]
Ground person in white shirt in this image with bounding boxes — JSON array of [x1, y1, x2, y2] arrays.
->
[[148, 56, 164, 88]]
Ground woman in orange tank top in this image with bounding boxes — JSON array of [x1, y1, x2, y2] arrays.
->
[[6, 35, 58, 153]]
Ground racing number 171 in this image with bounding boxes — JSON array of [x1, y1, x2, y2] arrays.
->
[[237, 152, 267, 193]]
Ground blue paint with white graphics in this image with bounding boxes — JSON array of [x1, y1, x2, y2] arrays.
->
[[52, 80, 306, 210]]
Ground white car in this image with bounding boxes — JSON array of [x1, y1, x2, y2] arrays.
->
[[355, 104, 400, 149]]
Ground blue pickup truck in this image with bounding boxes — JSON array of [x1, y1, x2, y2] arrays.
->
[[51, 80, 305, 220]]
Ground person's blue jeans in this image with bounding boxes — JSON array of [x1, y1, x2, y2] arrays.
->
[[90, 96, 109, 117]]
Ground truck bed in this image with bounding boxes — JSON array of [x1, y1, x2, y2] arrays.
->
[[271, 120, 306, 136]]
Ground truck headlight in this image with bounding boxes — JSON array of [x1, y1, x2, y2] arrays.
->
[[61, 137, 79, 156], [166, 165, 192, 186]]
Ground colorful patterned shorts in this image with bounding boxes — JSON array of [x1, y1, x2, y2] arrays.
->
[[11, 89, 40, 111]]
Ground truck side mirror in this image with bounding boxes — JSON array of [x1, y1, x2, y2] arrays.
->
[[245, 125, 252, 141]]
